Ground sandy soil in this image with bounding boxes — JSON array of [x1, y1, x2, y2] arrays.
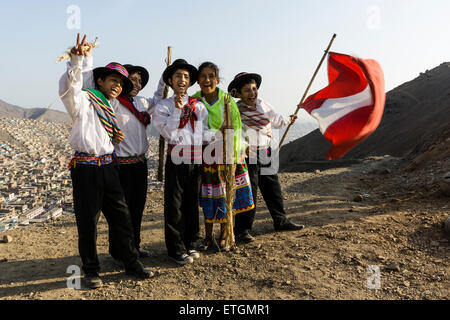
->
[[0, 156, 449, 301]]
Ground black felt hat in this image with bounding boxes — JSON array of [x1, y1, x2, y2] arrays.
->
[[93, 62, 134, 95], [162, 59, 198, 87], [227, 72, 262, 97], [123, 64, 149, 89]]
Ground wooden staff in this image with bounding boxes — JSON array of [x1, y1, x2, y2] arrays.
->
[[278, 34, 337, 150], [223, 94, 236, 249], [157, 46, 173, 182]]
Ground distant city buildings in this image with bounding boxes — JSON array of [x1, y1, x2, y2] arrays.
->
[[0, 118, 73, 231], [0, 117, 162, 232]]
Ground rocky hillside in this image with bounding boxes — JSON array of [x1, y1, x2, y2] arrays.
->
[[0, 99, 71, 123], [280, 62, 450, 171]]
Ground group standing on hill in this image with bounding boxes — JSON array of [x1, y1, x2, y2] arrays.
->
[[59, 33, 304, 289]]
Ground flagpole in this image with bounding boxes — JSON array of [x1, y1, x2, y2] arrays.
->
[[157, 46, 173, 182], [278, 33, 337, 150]]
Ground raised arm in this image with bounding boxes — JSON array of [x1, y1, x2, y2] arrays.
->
[[59, 33, 94, 119]]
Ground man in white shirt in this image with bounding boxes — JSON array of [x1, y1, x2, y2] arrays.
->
[[152, 59, 209, 265], [58, 34, 153, 288], [228, 72, 305, 243]]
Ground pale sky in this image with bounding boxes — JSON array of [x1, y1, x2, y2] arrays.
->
[[0, 0, 449, 123]]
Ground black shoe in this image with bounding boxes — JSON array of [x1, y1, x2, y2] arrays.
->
[[235, 231, 255, 243], [275, 220, 305, 231], [84, 272, 103, 289], [138, 248, 150, 258], [125, 260, 154, 279]]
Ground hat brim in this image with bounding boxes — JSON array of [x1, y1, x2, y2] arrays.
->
[[163, 63, 198, 87], [227, 73, 262, 97], [93, 67, 134, 96], [124, 65, 149, 89]]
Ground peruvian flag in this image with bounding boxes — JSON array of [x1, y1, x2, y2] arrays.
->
[[300, 52, 386, 160]]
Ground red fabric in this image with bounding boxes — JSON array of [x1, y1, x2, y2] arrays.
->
[[179, 97, 199, 130], [117, 95, 151, 127], [300, 52, 385, 160]]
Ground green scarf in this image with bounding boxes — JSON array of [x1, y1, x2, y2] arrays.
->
[[193, 88, 245, 162]]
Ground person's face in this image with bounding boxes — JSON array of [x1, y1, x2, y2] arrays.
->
[[128, 72, 142, 97], [198, 67, 219, 96], [169, 69, 191, 95], [239, 81, 258, 107], [97, 73, 124, 99]]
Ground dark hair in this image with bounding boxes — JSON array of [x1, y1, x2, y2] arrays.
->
[[198, 61, 221, 81]]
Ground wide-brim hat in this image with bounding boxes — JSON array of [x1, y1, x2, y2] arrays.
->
[[162, 59, 198, 87], [93, 62, 134, 95], [123, 64, 149, 89], [227, 72, 262, 97]]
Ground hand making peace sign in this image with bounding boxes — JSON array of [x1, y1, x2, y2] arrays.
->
[[70, 33, 93, 56]]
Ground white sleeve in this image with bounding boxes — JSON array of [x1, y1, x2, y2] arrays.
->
[[81, 55, 95, 89], [152, 101, 182, 141], [146, 75, 167, 115], [263, 100, 290, 129], [58, 54, 86, 120]]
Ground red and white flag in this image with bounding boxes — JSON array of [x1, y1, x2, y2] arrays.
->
[[300, 52, 386, 160]]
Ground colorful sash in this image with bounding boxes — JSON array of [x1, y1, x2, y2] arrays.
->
[[84, 89, 123, 140], [179, 97, 198, 130], [237, 100, 272, 138], [117, 95, 151, 127], [68, 152, 113, 168]]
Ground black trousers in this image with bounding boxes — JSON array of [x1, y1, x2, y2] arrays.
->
[[70, 164, 138, 274], [164, 159, 201, 257], [234, 149, 288, 233], [112, 160, 148, 250]]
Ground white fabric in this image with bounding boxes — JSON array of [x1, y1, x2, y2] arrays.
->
[[241, 98, 290, 147], [59, 54, 114, 156], [152, 95, 209, 147], [311, 84, 373, 134], [79, 57, 166, 157]]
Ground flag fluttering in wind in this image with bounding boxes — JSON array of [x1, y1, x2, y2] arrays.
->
[[300, 52, 386, 160]]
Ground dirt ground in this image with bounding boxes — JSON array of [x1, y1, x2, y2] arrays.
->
[[0, 155, 449, 301]]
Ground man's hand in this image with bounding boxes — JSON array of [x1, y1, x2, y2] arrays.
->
[[70, 33, 93, 56], [289, 114, 298, 124], [174, 93, 185, 109], [113, 131, 124, 144]]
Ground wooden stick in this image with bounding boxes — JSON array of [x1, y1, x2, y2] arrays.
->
[[157, 46, 173, 182], [223, 94, 236, 249], [278, 34, 337, 150]]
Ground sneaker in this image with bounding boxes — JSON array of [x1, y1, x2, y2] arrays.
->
[[274, 220, 305, 231], [138, 248, 150, 258], [125, 260, 155, 279], [198, 238, 212, 251], [188, 250, 200, 259], [235, 231, 255, 243], [84, 272, 103, 289], [170, 253, 194, 265]]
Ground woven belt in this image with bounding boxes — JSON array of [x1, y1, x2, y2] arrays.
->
[[117, 154, 146, 165], [68, 152, 113, 168]]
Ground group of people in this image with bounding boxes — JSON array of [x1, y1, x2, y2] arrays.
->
[[59, 34, 305, 289]]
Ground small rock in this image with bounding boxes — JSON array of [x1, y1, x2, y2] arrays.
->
[[384, 262, 400, 272], [403, 281, 410, 287], [2, 235, 12, 243], [445, 216, 450, 236], [440, 172, 450, 196], [430, 241, 440, 247], [315, 170, 321, 174], [353, 194, 364, 202]]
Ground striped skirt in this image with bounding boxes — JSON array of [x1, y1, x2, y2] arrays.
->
[[200, 162, 255, 223]]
